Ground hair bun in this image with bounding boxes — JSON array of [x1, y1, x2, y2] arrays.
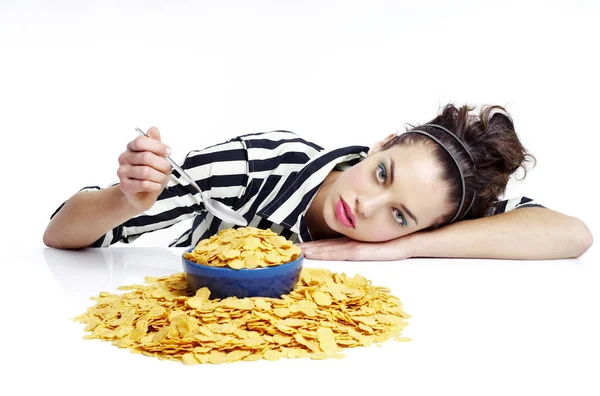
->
[[413, 103, 536, 222]]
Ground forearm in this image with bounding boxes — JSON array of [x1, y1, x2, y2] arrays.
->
[[43, 185, 142, 249], [408, 207, 593, 260]]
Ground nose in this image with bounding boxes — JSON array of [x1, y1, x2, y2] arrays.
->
[[356, 191, 388, 218]]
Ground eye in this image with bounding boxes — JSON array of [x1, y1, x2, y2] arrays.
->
[[376, 162, 407, 227], [376, 163, 386, 183], [393, 208, 407, 226]]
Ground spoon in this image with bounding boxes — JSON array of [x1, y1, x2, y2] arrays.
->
[[135, 128, 248, 226]]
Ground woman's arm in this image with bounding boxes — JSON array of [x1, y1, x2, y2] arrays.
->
[[44, 128, 172, 249], [43, 185, 143, 249], [409, 207, 592, 260], [299, 207, 593, 261], [44, 127, 250, 250]]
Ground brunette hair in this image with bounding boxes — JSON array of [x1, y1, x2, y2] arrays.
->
[[382, 103, 536, 227]]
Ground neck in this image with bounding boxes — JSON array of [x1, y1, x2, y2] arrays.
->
[[304, 170, 344, 241]]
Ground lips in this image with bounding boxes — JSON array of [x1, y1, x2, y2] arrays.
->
[[335, 197, 356, 228]]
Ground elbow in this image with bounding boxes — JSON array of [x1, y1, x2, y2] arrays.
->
[[572, 217, 593, 258], [43, 226, 74, 250], [43, 225, 54, 248], [43, 227, 61, 249], [580, 223, 593, 256]]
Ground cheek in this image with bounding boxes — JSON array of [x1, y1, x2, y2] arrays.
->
[[342, 165, 367, 186], [364, 227, 391, 241], [352, 218, 395, 241], [364, 226, 410, 242]]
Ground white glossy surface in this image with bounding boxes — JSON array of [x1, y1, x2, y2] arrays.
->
[[3, 248, 598, 396]]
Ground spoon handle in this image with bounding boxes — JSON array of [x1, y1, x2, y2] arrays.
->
[[164, 155, 206, 197]]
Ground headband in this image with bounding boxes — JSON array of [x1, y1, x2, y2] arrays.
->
[[399, 124, 477, 223]]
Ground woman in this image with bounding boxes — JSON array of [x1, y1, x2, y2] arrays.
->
[[43, 104, 593, 260]]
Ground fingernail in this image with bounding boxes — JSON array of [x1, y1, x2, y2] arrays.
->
[[166, 147, 172, 156], [304, 251, 312, 257]]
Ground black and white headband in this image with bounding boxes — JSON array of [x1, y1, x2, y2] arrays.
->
[[398, 124, 477, 223]]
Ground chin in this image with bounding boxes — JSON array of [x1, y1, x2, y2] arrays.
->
[[347, 234, 372, 242], [324, 213, 349, 239], [347, 230, 387, 242], [336, 229, 350, 238]]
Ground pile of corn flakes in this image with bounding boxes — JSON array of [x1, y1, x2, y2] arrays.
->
[[183, 227, 303, 269], [74, 269, 411, 364]]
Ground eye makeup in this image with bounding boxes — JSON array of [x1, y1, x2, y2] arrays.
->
[[375, 162, 407, 227]]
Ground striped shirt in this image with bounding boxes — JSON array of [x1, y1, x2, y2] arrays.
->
[[50, 130, 545, 248]]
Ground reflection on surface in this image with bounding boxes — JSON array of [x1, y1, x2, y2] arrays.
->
[[43, 247, 186, 303], [42, 246, 587, 308]]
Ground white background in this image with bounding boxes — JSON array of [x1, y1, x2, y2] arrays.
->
[[1, 0, 598, 252], [1, 1, 599, 395]]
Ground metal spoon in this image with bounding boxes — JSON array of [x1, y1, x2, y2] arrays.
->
[[135, 128, 248, 226]]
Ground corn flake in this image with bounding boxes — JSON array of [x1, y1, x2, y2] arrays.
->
[[183, 227, 302, 270], [74, 267, 410, 365]]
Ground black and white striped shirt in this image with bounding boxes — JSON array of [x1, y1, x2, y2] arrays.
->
[[50, 130, 545, 248]]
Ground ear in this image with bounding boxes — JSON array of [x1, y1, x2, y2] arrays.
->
[[368, 133, 397, 157]]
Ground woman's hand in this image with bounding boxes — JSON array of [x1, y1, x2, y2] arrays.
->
[[298, 236, 414, 261], [117, 126, 172, 212]]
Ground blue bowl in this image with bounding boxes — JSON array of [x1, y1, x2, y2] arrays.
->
[[182, 247, 304, 299]]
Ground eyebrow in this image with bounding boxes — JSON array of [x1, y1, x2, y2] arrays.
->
[[389, 156, 419, 226]]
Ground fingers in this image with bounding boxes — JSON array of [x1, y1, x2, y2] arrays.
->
[[301, 238, 359, 261], [146, 126, 161, 141], [117, 164, 170, 185], [298, 236, 351, 249], [118, 133, 173, 192], [117, 126, 172, 211], [127, 132, 171, 157], [118, 151, 172, 175], [304, 246, 356, 261], [119, 178, 165, 195], [305, 242, 409, 261]]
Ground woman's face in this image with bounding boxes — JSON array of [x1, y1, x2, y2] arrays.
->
[[322, 136, 454, 242]]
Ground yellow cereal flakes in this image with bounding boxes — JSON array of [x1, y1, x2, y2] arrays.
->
[[183, 227, 302, 270], [74, 268, 411, 365]]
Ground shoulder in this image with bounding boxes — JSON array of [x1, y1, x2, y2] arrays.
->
[[485, 196, 545, 216], [230, 130, 326, 173], [231, 130, 324, 152]]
